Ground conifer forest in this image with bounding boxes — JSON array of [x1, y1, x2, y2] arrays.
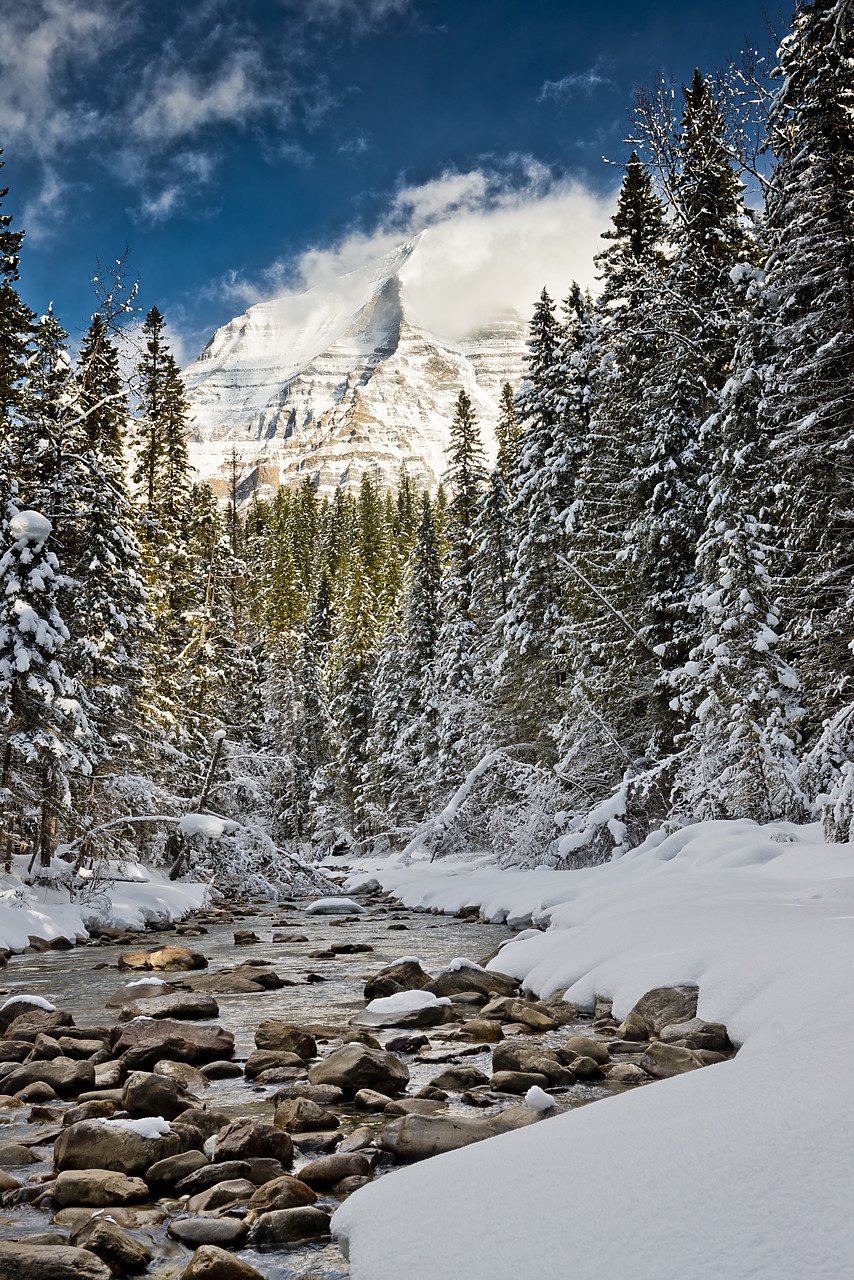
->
[[3, 0, 854, 892]]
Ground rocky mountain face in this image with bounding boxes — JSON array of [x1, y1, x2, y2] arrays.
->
[[183, 239, 528, 498]]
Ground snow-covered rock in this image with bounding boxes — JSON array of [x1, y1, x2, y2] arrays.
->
[[305, 897, 365, 916], [183, 238, 527, 497]]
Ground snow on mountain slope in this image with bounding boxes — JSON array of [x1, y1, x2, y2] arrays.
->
[[183, 236, 528, 496]]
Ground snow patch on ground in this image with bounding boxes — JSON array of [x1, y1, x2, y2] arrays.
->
[[0, 858, 209, 954], [335, 819, 854, 1279]]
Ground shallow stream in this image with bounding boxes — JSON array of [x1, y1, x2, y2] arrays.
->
[[0, 882, 629, 1278]]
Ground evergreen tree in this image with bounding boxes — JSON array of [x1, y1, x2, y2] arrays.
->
[[0, 152, 35, 478]]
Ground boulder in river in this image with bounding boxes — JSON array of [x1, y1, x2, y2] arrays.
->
[[638, 1041, 706, 1078], [105, 982, 182, 1009], [167, 1218, 248, 1249], [363, 959, 431, 1001], [180, 1244, 266, 1280], [54, 1117, 202, 1175], [491, 1044, 575, 1085], [247, 1207, 331, 1247], [118, 946, 207, 973], [70, 1219, 152, 1275], [479, 997, 557, 1032], [53, 1169, 148, 1207], [254, 1020, 317, 1059], [246, 1174, 317, 1212], [297, 1152, 372, 1188], [273, 1096, 339, 1133], [0, 1242, 112, 1280], [118, 992, 219, 1022], [214, 1117, 294, 1166], [307, 1044, 409, 1096], [563, 1035, 610, 1065], [304, 897, 365, 916], [110, 1019, 234, 1063], [121, 1070, 195, 1120], [426, 966, 520, 1000], [627, 985, 699, 1034], [2, 1059, 95, 1098]]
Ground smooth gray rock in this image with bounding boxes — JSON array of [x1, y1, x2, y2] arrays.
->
[[167, 1218, 248, 1249], [628, 986, 699, 1034], [248, 1206, 331, 1247], [0, 1243, 112, 1280], [307, 1044, 409, 1096], [53, 1169, 148, 1207], [180, 1244, 266, 1280], [638, 1041, 706, 1078]]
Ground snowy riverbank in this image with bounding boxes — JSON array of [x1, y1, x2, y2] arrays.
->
[[334, 819, 854, 1279], [0, 858, 210, 954]]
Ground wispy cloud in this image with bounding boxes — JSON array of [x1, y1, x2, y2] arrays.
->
[[539, 59, 615, 103], [0, 0, 121, 155], [129, 48, 281, 143]]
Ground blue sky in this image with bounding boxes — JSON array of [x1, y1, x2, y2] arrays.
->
[[0, 0, 778, 361]]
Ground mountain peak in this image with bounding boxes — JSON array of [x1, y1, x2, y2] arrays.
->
[[184, 238, 527, 498]]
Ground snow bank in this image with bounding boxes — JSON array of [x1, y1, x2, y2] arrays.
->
[[0, 859, 209, 954], [334, 820, 854, 1279]]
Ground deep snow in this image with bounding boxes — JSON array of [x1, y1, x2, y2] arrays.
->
[[333, 819, 854, 1279]]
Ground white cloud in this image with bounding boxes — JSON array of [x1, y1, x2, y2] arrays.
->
[[215, 164, 617, 342], [0, 0, 118, 154], [539, 61, 615, 103], [130, 50, 278, 142], [294, 0, 414, 31]]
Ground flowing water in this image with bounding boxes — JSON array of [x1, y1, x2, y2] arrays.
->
[[0, 883, 636, 1277]]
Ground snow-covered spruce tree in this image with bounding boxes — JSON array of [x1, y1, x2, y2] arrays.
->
[[496, 381, 523, 482], [546, 154, 672, 832], [67, 313, 154, 791], [328, 554, 379, 846], [500, 289, 567, 755], [434, 390, 488, 801], [630, 70, 758, 752], [0, 503, 89, 867], [670, 262, 806, 822], [759, 0, 854, 835], [0, 152, 35, 488]]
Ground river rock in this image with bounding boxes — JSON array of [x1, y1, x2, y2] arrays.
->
[[616, 1009, 650, 1040], [567, 1054, 607, 1081], [233, 930, 259, 945], [307, 1044, 409, 1096], [248, 1207, 331, 1247], [180, 1244, 266, 1280], [491, 1044, 575, 1085], [453, 1018, 503, 1043], [628, 986, 699, 1034], [0, 1242, 112, 1280], [70, 1219, 152, 1275], [54, 1118, 201, 1175], [53, 1169, 149, 1207], [167, 1218, 248, 1249], [244, 1049, 305, 1079], [490, 1070, 549, 1093], [276, 1082, 345, 1106], [363, 960, 431, 1001], [379, 1113, 500, 1160], [0, 1144, 38, 1165], [0, 1001, 72, 1036], [305, 897, 365, 915], [297, 1152, 372, 1188], [200, 1060, 242, 1080], [247, 1174, 317, 1211], [273, 1096, 339, 1132], [383, 1098, 447, 1117], [1, 1059, 95, 1098], [105, 982, 182, 1008], [175, 1160, 252, 1196], [120, 1036, 199, 1074], [254, 1020, 317, 1059], [561, 1035, 610, 1064], [479, 997, 557, 1032], [429, 1064, 490, 1091], [213, 1117, 293, 1166], [426, 966, 520, 1000], [186, 1177, 255, 1213], [607, 1063, 650, 1085], [659, 1018, 733, 1051], [638, 1041, 706, 1078], [154, 1060, 209, 1091], [110, 1020, 233, 1063], [146, 1148, 209, 1188], [118, 992, 219, 1022], [0, 1040, 33, 1062], [353, 1088, 391, 1110], [121, 1070, 195, 1120], [177, 1108, 233, 1141], [146, 946, 208, 972]]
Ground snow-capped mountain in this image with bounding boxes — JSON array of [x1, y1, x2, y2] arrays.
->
[[183, 237, 528, 497]]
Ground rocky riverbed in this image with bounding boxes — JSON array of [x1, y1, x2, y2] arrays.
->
[[0, 879, 737, 1280]]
